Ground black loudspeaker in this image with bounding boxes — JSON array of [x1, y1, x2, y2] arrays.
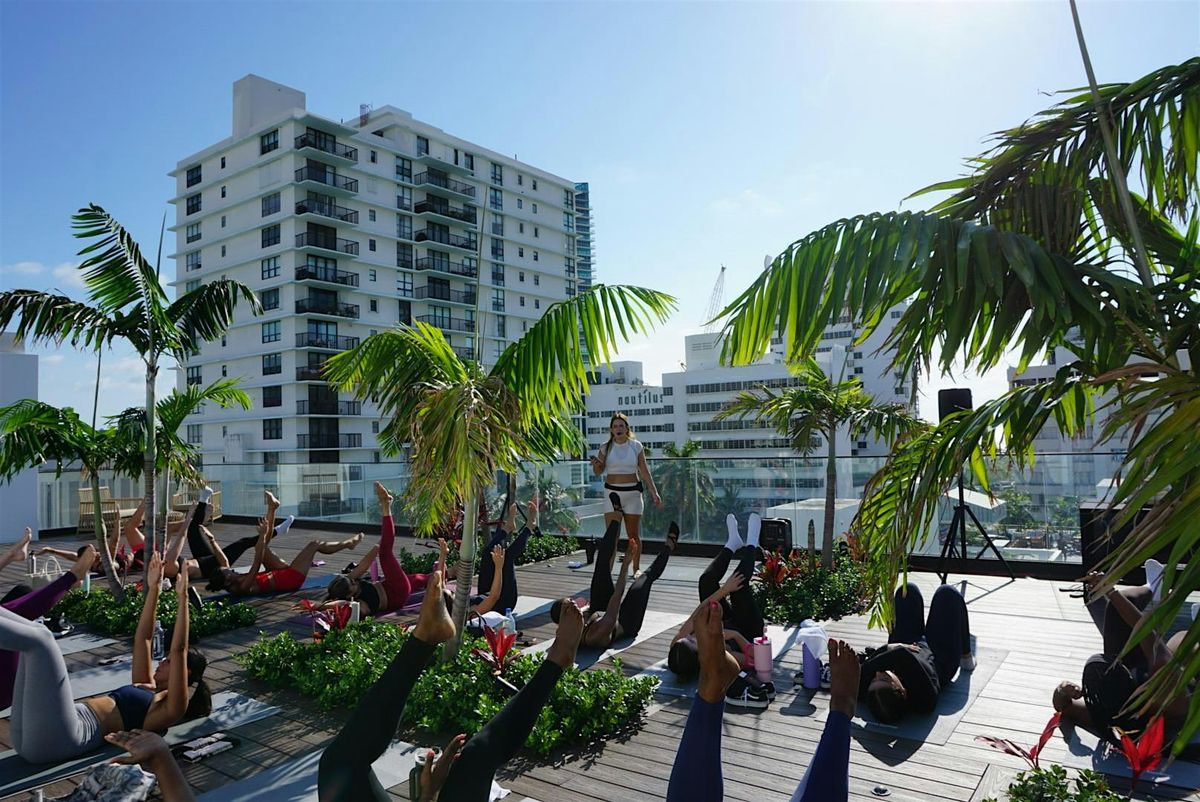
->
[[938, 388, 974, 421], [759, 518, 793, 554]]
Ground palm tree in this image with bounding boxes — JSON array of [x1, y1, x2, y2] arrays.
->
[[717, 360, 922, 569], [517, 472, 581, 533], [647, 440, 715, 540], [324, 285, 675, 657], [715, 60, 1200, 749], [0, 205, 259, 557]]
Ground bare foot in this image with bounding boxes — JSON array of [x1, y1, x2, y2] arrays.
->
[[526, 499, 539, 529], [71, 545, 96, 581], [264, 490, 280, 510], [374, 481, 393, 512], [546, 597, 584, 669], [828, 638, 860, 718], [347, 533, 364, 550], [413, 569, 455, 645], [695, 601, 740, 704], [5, 528, 32, 563]]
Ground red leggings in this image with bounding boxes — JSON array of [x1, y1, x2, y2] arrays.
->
[[380, 516, 427, 612]]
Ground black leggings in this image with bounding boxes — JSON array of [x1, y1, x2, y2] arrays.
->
[[477, 524, 533, 614], [187, 501, 257, 580], [699, 546, 764, 641], [588, 520, 623, 612], [617, 545, 671, 639], [317, 635, 563, 802]]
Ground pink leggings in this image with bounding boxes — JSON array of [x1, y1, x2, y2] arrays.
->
[[0, 573, 78, 709], [379, 516, 427, 612]]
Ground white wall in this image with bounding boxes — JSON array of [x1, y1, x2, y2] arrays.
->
[[0, 335, 39, 540]]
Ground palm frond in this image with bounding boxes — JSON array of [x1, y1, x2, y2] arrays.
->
[[72, 204, 170, 335], [0, 291, 123, 351], [167, 279, 262, 359], [491, 284, 676, 421], [0, 400, 112, 480]]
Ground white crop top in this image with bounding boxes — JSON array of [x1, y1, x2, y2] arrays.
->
[[603, 439, 643, 474]]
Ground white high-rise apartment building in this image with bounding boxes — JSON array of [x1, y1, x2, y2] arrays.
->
[[170, 76, 586, 487]]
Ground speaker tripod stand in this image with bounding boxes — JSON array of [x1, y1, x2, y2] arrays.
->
[[936, 473, 1014, 583]]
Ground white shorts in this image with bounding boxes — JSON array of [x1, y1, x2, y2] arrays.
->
[[603, 485, 644, 516]]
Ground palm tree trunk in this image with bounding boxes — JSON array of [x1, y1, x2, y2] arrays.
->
[[443, 484, 479, 661], [90, 473, 124, 600], [143, 360, 158, 562], [822, 425, 836, 570]]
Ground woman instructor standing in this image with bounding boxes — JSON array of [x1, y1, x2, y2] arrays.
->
[[591, 412, 662, 574]]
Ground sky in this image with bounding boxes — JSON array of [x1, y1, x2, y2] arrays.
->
[[1, 0, 1197, 423]]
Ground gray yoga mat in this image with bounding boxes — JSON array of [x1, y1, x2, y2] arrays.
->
[[815, 646, 1007, 746], [0, 691, 279, 798], [633, 624, 811, 698], [55, 632, 118, 656], [522, 609, 688, 670], [1, 662, 131, 718], [1058, 727, 1200, 792]]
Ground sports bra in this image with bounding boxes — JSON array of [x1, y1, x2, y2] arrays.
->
[[109, 684, 155, 730], [603, 439, 642, 474], [358, 581, 381, 614]]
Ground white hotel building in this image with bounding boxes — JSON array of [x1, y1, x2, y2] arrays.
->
[[171, 76, 587, 512]]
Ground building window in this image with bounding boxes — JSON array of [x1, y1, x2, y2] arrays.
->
[[186, 251, 201, 272], [397, 187, 412, 210], [520, 296, 525, 307], [369, 149, 378, 163], [184, 279, 201, 293], [186, 424, 202, 445], [220, 215, 226, 228], [369, 209, 376, 222], [531, 203, 538, 214], [518, 247, 524, 258], [262, 419, 282, 440], [397, 271, 413, 297], [517, 174, 524, 187], [260, 129, 279, 154], [492, 216, 504, 236], [368, 239, 376, 252], [398, 299, 411, 324], [263, 452, 279, 473], [186, 222, 201, 243], [519, 271, 525, 282], [262, 385, 281, 408], [220, 245, 226, 257], [185, 366, 202, 386], [396, 157, 412, 182], [492, 288, 504, 311], [464, 153, 474, 170], [369, 299, 378, 312], [416, 136, 429, 155], [261, 224, 280, 247], [491, 239, 504, 260], [564, 212, 573, 232], [532, 179, 538, 190], [262, 192, 280, 216], [495, 314, 506, 338], [260, 256, 280, 279], [262, 321, 280, 343], [517, 198, 523, 210], [519, 223, 525, 234], [221, 185, 226, 198], [186, 165, 202, 187], [491, 163, 503, 185], [489, 188, 502, 211], [533, 274, 540, 285], [262, 353, 281, 375], [261, 288, 279, 311], [186, 193, 201, 215], [534, 298, 540, 309], [397, 214, 413, 240], [533, 251, 539, 262], [534, 227, 540, 238], [566, 280, 575, 296]]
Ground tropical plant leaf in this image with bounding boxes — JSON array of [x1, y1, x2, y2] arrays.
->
[[0, 400, 119, 480], [0, 291, 124, 351], [167, 280, 262, 359], [71, 204, 171, 336]]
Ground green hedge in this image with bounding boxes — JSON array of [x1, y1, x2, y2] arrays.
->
[[53, 587, 256, 640], [239, 620, 656, 756], [983, 766, 1123, 802], [399, 532, 578, 576], [751, 545, 869, 625]]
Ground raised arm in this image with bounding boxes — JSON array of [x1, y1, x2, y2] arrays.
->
[[161, 562, 191, 723], [1083, 572, 1165, 663], [474, 546, 506, 615], [35, 546, 82, 562], [672, 573, 744, 644], [348, 545, 380, 581], [132, 552, 164, 685]]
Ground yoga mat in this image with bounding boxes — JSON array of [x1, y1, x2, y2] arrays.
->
[[0, 663, 131, 719], [0, 691, 279, 798], [1058, 727, 1200, 791], [55, 632, 118, 656], [197, 739, 515, 802], [205, 572, 333, 602], [631, 624, 810, 698], [815, 646, 1007, 746], [522, 609, 688, 670]]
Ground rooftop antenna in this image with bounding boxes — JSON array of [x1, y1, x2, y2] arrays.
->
[[702, 265, 727, 332], [359, 104, 372, 127]]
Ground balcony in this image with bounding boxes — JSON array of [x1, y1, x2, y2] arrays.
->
[[296, 365, 329, 381], [414, 256, 478, 278], [297, 433, 363, 449], [295, 298, 360, 319], [492, 300, 505, 312], [295, 332, 360, 351], [413, 171, 475, 199], [415, 315, 475, 333], [452, 346, 475, 360], [295, 167, 358, 194], [295, 198, 359, 224], [414, 228, 476, 252], [413, 151, 475, 177], [397, 254, 414, 270], [415, 285, 477, 305], [296, 232, 359, 255], [295, 133, 358, 162], [297, 497, 365, 517], [414, 199, 477, 226], [297, 400, 362, 415], [295, 264, 359, 287]]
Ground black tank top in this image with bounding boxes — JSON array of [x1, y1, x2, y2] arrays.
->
[[359, 581, 381, 614]]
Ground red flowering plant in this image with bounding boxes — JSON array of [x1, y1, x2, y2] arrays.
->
[[295, 599, 353, 641], [471, 622, 518, 675], [977, 712, 1062, 769], [750, 544, 868, 625], [1116, 716, 1165, 793]]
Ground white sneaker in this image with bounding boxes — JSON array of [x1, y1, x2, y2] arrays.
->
[[960, 654, 977, 673], [1144, 559, 1165, 603]]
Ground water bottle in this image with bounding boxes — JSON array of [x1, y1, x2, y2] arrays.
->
[[27, 554, 36, 577], [503, 607, 517, 638], [82, 571, 91, 595], [408, 748, 439, 801], [349, 600, 361, 624], [152, 619, 165, 660]]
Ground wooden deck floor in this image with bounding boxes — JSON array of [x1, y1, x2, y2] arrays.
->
[[3, 524, 1197, 801]]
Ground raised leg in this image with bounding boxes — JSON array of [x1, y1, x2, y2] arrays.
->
[[616, 530, 675, 639], [726, 545, 765, 640], [589, 520, 621, 613], [924, 584, 971, 684], [889, 582, 926, 644]]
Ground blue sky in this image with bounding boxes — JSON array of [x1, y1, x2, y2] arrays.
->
[[1, 0, 1196, 422]]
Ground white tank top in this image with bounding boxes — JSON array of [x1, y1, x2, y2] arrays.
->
[[604, 439, 642, 475]]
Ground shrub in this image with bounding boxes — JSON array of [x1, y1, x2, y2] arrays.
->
[[400, 532, 578, 576], [238, 620, 656, 756], [751, 544, 869, 624], [983, 766, 1123, 802], [53, 587, 256, 640]]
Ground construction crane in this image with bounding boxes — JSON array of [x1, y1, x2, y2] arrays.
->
[[702, 265, 726, 332]]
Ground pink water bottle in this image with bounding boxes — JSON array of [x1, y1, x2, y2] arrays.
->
[[369, 558, 380, 582], [752, 636, 772, 684]]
